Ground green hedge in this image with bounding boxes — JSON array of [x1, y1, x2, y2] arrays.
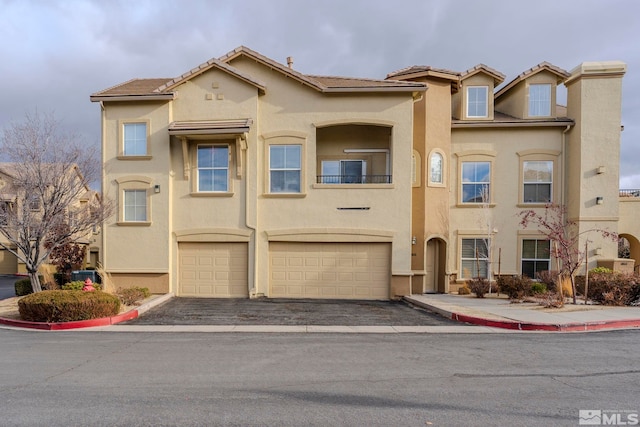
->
[[14, 279, 33, 297], [18, 290, 121, 323]]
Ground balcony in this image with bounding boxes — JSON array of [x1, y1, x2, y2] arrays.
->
[[316, 175, 392, 184]]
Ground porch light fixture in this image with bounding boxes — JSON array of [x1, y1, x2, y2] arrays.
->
[[596, 196, 604, 205], [412, 236, 417, 245], [154, 184, 161, 194]]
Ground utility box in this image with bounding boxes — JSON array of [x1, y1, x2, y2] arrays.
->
[[597, 258, 635, 273], [71, 270, 101, 284]]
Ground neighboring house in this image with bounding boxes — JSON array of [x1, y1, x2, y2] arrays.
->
[[91, 46, 637, 298], [0, 163, 102, 274]]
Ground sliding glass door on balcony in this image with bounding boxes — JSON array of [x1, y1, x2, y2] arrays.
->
[[320, 160, 366, 184]]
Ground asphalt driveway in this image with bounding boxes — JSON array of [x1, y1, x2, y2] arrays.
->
[[123, 297, 457, 326]]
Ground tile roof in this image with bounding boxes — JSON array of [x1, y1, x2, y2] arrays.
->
[[308, 75, 425, 90], [452, 110, 573, 128], [495, 62, 570, 98], [386, 65, 460, 80], [460, 64, 506, 84], [91, 78, 173, 97]]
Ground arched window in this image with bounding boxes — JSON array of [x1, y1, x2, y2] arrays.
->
[[430, 152, 443, 184]]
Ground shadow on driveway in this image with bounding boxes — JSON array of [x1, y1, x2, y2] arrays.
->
[[124, 297, 457, 326]]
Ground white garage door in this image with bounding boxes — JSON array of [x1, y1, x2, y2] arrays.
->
[[178, 242, 248, 297], [0, 248, 18, 275], [269, 242, 390, 300]]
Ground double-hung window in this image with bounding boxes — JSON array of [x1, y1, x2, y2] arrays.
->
[[522, 239, 551, 278], [197, 145, 229, 192], [523, 161, 552, 203], [123, 190, 147, 222], [462, 161, 490, 203], [321, 160, 366, 184], [467, 86, 488, 118], [529, 84, 551, 117], [270, 145, 301, 193], [461, 238, 489, 279], [123, 123, 147, 156]]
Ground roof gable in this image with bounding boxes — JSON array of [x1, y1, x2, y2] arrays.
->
[[460, 64, 506, 85], [495, 62, 570, 99]]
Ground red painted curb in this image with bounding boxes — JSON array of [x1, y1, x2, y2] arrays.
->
[[451, 312, 640, 332], [0, 308, 139, 331]]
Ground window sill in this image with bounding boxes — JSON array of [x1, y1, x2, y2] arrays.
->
[[312, 184, 394, 190], [517, 203, 551, 208], [117, 221, 152, 227], [117, 155, 152, 161], [455, 203, 496, 208], [427, 183, 446, 188], [190, 192, 234, 198], [263, 193, 307, 198]]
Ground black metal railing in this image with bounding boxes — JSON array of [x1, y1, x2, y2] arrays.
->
[[619, 189, 640, 197], [316, 175, 392, 184]]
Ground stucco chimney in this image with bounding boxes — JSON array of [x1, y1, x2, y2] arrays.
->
[[287, 56, 293, 69]]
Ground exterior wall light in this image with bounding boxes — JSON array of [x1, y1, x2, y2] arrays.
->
[[412, 236, 417, 245], [154, 184, 161, 194], [596, 196, 604, 205]]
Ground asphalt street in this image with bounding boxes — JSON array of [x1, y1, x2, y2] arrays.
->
[[0, 329, 638, 426]]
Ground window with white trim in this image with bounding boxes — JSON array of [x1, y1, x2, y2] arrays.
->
[[461, 238, 489, 279], [521, 239, 551, 278], [523, 160, 552, 203], [123, 189, 147, 222], [529, 84, 551, 117], [123, 123, 148, 156], [462, 161, 490, 203], [467, 86, 488, 118], [197, 145, 229, 192], [270, 145, 301, 193]]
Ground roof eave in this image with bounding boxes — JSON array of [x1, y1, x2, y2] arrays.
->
[[452, 119, 575, 129], [90, 93, 176, 102], [321, 86, 426, 94]]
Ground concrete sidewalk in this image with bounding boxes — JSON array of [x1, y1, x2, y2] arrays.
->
[[405, 293, 640, 331]]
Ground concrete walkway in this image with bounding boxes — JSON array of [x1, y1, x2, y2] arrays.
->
[[405, 293, 640, 331]]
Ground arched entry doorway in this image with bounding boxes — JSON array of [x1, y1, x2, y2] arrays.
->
[[618, 233, 640, 273], [425, 237, 447, 293]]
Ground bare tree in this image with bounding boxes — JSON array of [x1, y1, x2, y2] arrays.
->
[[0, 111, 113, 292], [518, 204, 617, 304]]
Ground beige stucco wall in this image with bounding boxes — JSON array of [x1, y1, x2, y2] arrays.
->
[[495, 71, 560, 119], [450, 127, 564, 280], [565, 62, 626, 268]]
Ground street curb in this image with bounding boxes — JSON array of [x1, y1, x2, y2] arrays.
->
[[0, 292, 174, 331], [406, 297, 640, 332]]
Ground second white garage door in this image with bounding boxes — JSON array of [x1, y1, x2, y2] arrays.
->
[[178, 242, 248, 297], [269, 242, 390, 300]]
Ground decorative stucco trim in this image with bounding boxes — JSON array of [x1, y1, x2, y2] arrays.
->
[[314, 119, 394, 128], [517, 149, 561, 157], [261, 131, 308, 140], [175, 228, 252, 242], [265, 228, 394, 242]]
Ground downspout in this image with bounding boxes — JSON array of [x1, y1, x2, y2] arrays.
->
[[100, 101, 107, 270], [561, 124, 571, 207]]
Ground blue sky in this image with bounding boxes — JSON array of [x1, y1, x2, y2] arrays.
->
[[1, 0, 639, 186]]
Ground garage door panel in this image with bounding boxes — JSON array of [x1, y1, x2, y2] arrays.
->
[[269, 242, 390, 300], [178, 242, 248, 298]]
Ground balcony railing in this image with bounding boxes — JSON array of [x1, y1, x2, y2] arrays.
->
[[316, 175, 392, 184], [620, 189, 640, 198]]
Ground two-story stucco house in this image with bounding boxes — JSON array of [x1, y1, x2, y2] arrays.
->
[[91, 46, 425, 298], [92, 46, 635, 299]]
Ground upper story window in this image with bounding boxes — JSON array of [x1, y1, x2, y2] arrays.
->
[[461, 161, 490, 203], [123, 123, 148, 156], [270, 145, 301, 193], [523, 160, 552, 203], [430, 152, 443, 184], [197, 145, 229, 192], [467, 86, 488, 118], [521, 239, 550, 278], [123, 189, 147, 222], [529, 84, 552, 117]]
